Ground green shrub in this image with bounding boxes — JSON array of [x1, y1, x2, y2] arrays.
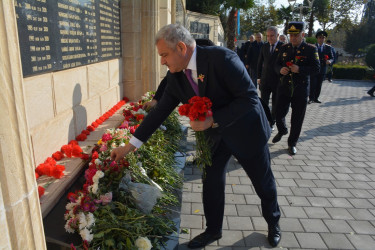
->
[[365, 44, 375, 69], [305, 37, 317, 45], [333, 64, 368, 80]]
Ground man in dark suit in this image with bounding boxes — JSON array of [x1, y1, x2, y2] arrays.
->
[[308, 31, 334, 104], [257, 26, 284, 129], [246, 33, 264, 88], [272, 22, 320, 155], [111, 24, 281, 248]]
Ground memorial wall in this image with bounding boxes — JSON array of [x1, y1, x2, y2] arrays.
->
[[15, 0, 121, 77]]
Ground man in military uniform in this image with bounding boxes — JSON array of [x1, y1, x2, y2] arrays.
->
[[308, 31, 334, 103], [272, 22, 320, 155]]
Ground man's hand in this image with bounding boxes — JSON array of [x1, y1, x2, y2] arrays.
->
[[257, 79, 261, 85], [190, 116, 214, 131], [245, 65, 249, 69], [143, 99, 158, 111], [326, 60, 331, 65], [290, 64, 299, 73], [110, 143, 136, 162], [280, 67, 290, 75]]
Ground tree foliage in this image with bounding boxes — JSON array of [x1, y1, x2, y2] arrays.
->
[[344, 19, 375, 59]]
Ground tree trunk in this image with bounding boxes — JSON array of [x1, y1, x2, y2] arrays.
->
[[227, 8, 236, 51], [308, 10, 314, 37]]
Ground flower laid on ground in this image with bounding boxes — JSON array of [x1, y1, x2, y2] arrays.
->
[[66, 92, 183, 249], [178, 96, 213, 168]]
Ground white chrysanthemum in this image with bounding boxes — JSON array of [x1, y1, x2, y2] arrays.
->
[[91, 183, 99, 194], [135, 237, 152, 250], [65, 202, 77, 211], [80, 228, 94, 242], [119, 142, 125, 147], [64, 221, 75, 233], [94, 159, 102, 165], [86, 213, 95, 228], [96, 170, 104, 178], [78, 212, 88, 230]]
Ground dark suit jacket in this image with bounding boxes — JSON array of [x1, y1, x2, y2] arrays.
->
[[134, 45, 271, 158], [316, 43, 334, 75], [246, 41, 264, 70], [257, 41, 284, 91], [275, 42, 320, 97], [153, 77, 167, 101]]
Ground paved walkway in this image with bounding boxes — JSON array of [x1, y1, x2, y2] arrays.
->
[[177, 80, 375, 249]]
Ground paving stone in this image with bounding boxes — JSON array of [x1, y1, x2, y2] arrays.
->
[[226, 176, 241, 184], [324, 219, 354, 233], [320, 233, 355, 249], [348, 198, 374, 208], [347, 220, 375, 234], [225, 194, 246, 204], [307, 197, 332, 207], [295, 179, 316, 188], [236, 204, 261, 217], [300, 218, 330, 232], [329, 198, 354, 208], [232, 184, 254, 194], [244, 195, 261, 205], [224, 204, 238, 216], [276, 178, 298, 187], [225, 184, 234, 194], [218, 230, 245, 246], [242, 231, 268, 248], [332, 180, 354, 188], [239, 176, 252, 185], [285, 196, 310, 206], [181, 202, 192, 215], [250, 217, 268, 231], [180, 214, 203, 229], [290, 187, 313, 196], [227, 216, 253, 230], [192, 183, 203, 193], [330, 188, 354, 198], [182, 192, 202, 203], [326, 208, 354, 219], [295, 233, 327, 248], [299, 172, 319, 179], [349, 189, 373, 199], [303, 207, 330, 219], [191, 203, 204, 215], [312, 180, 335, 188], [346, 234, 375, 249], [281, 206, 308, 218]]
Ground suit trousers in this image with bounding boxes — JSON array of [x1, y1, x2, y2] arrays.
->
[[203, 138, 280, 234], [310, 73, 325, 101], [275, 93, 308, 147], [260, 85, 277, 125]]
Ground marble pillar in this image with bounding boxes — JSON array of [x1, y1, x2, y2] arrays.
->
[[0, 1, 46, 249]]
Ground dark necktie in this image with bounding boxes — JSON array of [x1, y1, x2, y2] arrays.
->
[[270, 44, 275, 54], [185, 69, 199, 95]]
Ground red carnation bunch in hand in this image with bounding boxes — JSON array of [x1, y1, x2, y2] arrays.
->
[[324, 55, 329, 61], [178, 96, 213, 168], [178, 96, 212, 121]]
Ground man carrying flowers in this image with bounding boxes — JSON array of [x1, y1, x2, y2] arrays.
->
[[111, 24, 281, 248], [272, 22, 320, 155]]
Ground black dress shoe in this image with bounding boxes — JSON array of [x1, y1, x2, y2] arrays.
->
[[308, 99, 313, 104], [272, 131, 287, 143], [288, 146, 297, 155], [188, 231, 222, 248], [368, 91, 375, 97], [314, 99, 322, 103], [268, 223, 281, 247]]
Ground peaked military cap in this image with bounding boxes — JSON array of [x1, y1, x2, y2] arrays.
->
[[287, 21, 305, 34], [315, 30, 328, 38]]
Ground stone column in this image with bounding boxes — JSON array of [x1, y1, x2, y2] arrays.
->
[[121, 0, 161, 101], [0, 1, 46, 249]]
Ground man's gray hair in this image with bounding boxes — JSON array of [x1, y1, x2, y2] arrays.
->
[[155, 24, 196, 49], [267, 26, 278, 34]]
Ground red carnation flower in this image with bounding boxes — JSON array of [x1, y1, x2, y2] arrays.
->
[[52, 151, 64, 161], [286, 62, 293, 67], [87, 125, 95, 132], [91, 122, 99, 128], [44, 157, 56, 166], [82, 130, 90, 135], [38, 186, 45, 198], [76, 133, 87, 141], [72, 145, 83, 157], [61, 144, 73, 158], [81, 153, 90, 160], [136, 114, 145, 121], [92, 151, 99, 160], [324, 55, 329, 60], [123, 97, 129, 102], [69, 140, 79, 146], [35, 172, 40, 179]]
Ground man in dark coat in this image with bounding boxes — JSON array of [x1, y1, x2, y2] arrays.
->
[[257, 26, 284, 129], [246, 33, 264, 88], [272, 22, 320, 155], [308, 31, 334, 103], [111, 24, 281, 248]]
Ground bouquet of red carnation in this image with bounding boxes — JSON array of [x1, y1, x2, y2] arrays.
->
[[178, 96, 213, 168], [324, 54, 329, 61]]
